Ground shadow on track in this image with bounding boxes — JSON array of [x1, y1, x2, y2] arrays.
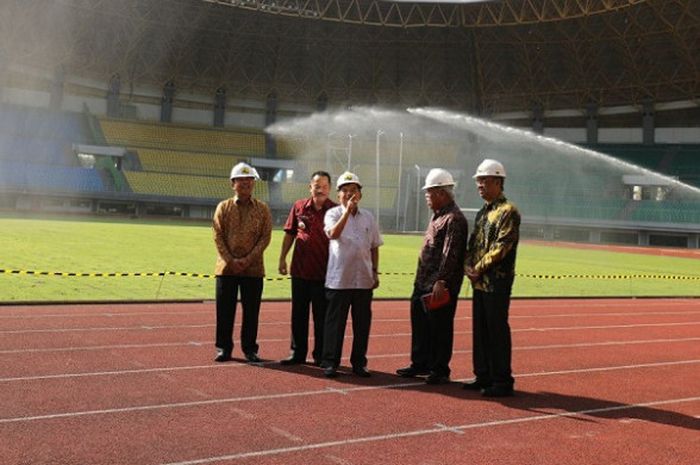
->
[[502, 390, 700, 432], [249, 359, 700, 431], [430, 386, 700, 432]]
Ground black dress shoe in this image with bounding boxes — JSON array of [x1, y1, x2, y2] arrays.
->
[[396, 366, 431, 377], [214, 352, 232, 362], [280, 356, 305, 365], [425, 373, 450, 385], [323, 366, 338, 378], [352, 366, 371, 378], [481, 386, 514, 397], [244, 353, 262, 363], [462, 379, 491, 391]]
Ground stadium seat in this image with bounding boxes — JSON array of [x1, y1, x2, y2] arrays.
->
[[99, 119, 265, 155], [123, 171, 269, 202]]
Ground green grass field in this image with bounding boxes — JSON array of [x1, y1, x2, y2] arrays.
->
[[1, 216, 699, 302]]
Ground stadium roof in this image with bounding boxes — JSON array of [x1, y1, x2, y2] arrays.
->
[[204, 0, 655, 27], [1, 0, 698, 115]]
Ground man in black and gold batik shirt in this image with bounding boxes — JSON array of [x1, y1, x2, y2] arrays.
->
[[464, 159, 520, 397]]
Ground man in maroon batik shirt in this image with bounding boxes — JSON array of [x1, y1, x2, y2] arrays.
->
[[278, 171, 337, 365]]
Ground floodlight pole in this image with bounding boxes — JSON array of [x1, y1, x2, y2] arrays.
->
[[415, 164, 421, 231], [375, 129, 384, 226], [396, 132, 403, 231]]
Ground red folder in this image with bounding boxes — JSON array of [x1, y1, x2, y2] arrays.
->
[[421, 292, 450, 311]]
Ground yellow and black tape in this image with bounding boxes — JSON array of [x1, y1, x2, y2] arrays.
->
[[1, 269, 168, 278], [2, 269, 699, 281], [518, 273, 700, 280], [0, 269, 291, 281]]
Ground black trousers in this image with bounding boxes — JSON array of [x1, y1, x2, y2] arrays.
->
[[472, 289, 514, 388], [288, 277, 327, 362], [409, 287, 458, 377], [215, 276, 263, 356], [322, 289, 372, 369]]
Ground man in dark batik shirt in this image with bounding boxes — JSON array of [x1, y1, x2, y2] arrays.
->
[[464, 159, 520, 397], [396, 168, 468, 385]]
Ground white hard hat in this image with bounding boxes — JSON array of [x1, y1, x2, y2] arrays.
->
[[337, 171, 362, 189], [230, 162, 260, 180], [473, 159, 506, 179], [422, 168, 455, 190]]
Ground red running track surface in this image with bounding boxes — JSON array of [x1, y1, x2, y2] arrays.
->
[[0, 298, 698, 465]]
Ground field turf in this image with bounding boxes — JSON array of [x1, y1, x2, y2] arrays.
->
[[1, 216, 699, 302]]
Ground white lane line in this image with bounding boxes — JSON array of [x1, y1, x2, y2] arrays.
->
[[515, 359, 700, 378], [0, 340, 258, 355], [515, 337, 700, 352], [4, 337, 700, 383], [2, 333, 399, 355], [433, 423, 465, 435], [0, 324, 215, 334], [0, 363, 247, 383], [0, 308, 698, 325], [514, 321, 700, 332], [512, 300, 700, 309], [325, 387, 350, 396], [0, 385, 366, 424], [2, 320, 698, 336], [379, 311, 700, 323], [269, 427, 304, 443], [370, 336, 700, 360], [0, 298, 695, 319], [229, 407, 255, 420], [0, 310, 213, 319], [0, 341, 210, 354], [1, 359, 699, 424], [160, 396, 700, 465], [5, 324, 700, 355], [510, 310, 700, 319]]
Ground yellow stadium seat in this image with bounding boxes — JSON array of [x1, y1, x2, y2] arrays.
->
[[100, 119, 265, 155], [123, 171, 269, 202]]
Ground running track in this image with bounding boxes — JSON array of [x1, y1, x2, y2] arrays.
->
[[1, 298, 698, 464]]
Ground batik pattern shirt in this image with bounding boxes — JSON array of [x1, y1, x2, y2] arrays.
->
[[213, 196, 272, 277], [283, 197, 337, 281], [466, 194, 520, 293], [414, 201, 469, 295]]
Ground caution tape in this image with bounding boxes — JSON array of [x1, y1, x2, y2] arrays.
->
[[518, 273, 700, 280], [0, 269, 208, 279], [0, 269, 292, 281], [2, 269, 699, 281]]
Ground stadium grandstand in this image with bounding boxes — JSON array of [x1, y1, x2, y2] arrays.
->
[[0, 0, 698, 247]]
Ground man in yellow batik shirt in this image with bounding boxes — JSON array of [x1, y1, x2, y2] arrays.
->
[[213, 162, 272, 363]]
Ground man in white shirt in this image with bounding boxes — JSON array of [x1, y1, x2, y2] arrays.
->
[[321, 171, 383, 378]]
